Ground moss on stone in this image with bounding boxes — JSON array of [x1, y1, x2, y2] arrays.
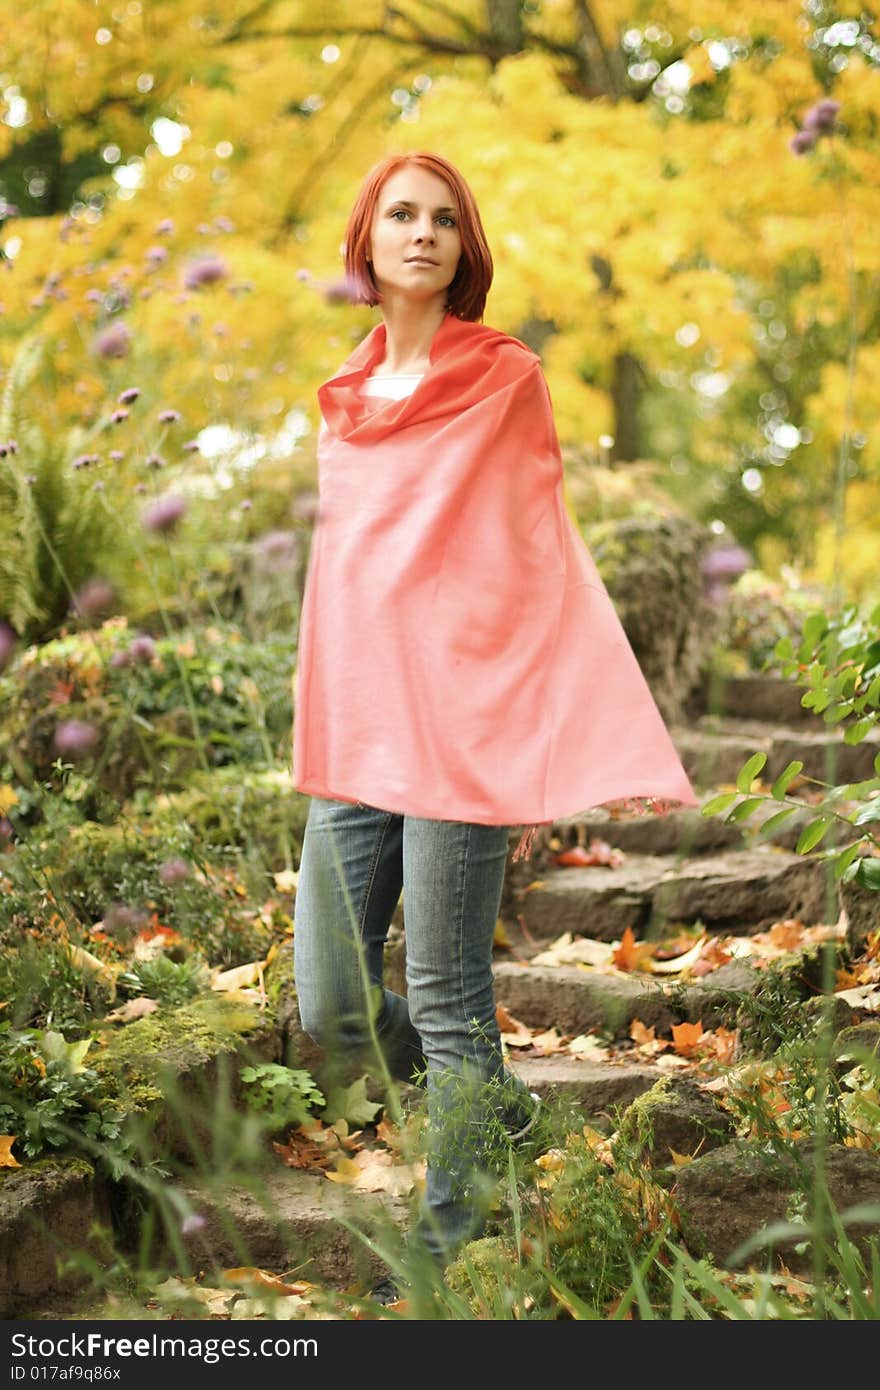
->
[[93, 993, 280, 1114]]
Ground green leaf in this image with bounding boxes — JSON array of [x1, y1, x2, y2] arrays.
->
[[321, 1075, 383, 1128], [833, 842, 867, 881], [38, 1030, 92, 1074], [725, 796, 765, 823], [700, 791, 739, 817], [795, 817, 835, 854], [771, 761, 804, 800], [844, 718, 874, 745], [854, 800, 880, 827], [757, 806, 800, 837], [855, 859, 880, 891], [736, 752, 767, 793]]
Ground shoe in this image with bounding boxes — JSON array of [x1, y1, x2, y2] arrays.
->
[[505, 1090, 542, 1145], [369, 1276, 404, 1306]]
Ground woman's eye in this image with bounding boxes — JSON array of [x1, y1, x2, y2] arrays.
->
[[389, 209, 456, 226]]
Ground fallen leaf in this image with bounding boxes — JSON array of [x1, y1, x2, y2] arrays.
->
[[211, 959, 266, 992], [0, 1136, 21, 1168], [103, 996, 160, 1024], [835, 985, 880, 1013], [613, 926, 644, 972], [650, 936, 709, 975], [555, 839, 625, 868], [567, 1034, 610, 1061], [493, 918, 511, 949], [530, 1027, 564, 1055], [531, 934, 615, 968], [671, 1021, 704, 1056], [220, 1267, 312, 1296], [629, 1019, 670, 1056], [272, 869, 298, 893], [326, 1147, 424, 1196], [668, 1149, 695, 1167]]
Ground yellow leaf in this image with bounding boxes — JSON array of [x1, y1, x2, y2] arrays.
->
[[211, 960, 266, 991], [0, 1136, 21, 1168], [324, 1155, 360, 1185], [668, 1149, 695, 1167]]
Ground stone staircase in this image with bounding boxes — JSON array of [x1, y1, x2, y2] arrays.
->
[[9, 675, 880, 1317]]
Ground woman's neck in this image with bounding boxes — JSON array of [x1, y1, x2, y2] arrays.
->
[[375, 302, 448, 375]]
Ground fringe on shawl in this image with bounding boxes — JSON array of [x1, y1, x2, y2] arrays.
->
[[511, 796, 685, 863]]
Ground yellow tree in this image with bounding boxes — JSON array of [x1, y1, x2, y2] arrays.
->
[[1, 1, 878, 601]]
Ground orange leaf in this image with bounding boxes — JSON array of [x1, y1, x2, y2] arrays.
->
[[0, 1136, 21, 1168], [613, 926, 641, 972], [629, 1019, 655, 1045], [671, 1020, 704, 1056]]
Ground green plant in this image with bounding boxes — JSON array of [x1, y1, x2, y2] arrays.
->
[[239, 1062, 325, 1134], [701, 603, 880, 891], [0, 1023, 124, 1159], [118, 955, 210, 1008]]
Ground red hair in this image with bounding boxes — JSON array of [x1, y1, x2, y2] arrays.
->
[[343, 152, 493, 322]]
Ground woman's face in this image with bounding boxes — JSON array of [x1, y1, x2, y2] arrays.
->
[[368, 165, 462, 308]]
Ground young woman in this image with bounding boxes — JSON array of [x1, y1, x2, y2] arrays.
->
[[291, 152, 698, 1292]]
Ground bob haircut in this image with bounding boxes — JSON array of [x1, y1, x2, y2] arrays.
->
[[343, 152, 493, 322]]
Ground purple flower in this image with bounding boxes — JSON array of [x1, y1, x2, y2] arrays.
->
[[109, 450, 124, 461], [0, 816, 13, 843], [142, 493, 186, 532], [214, 216, 235, 233], [118, 387, 140, 405], [145, 246, 168, 263], [182, 440, 200, 453], [85, 289, 104, 303], [72, 453, 100, 470], [156, 218, 175, 235], [196, 222, 212, 235], [158, 409, 181, 424], [240, 498, 252, 511], [94, 322, 131, 359], [5, 439, 17, 455], [128, 634, 157, 664], [789, 129, 818, 155], [803, 98, 840, 134], [0, 200, 20, 220], [255, 529, 297, 558], [701, 543, 751, 580], [0, 621, 16, 673], [145, 453, 166, 469], [159, 857, 190, 885], [71, 578, 116, 618], [322, 271, 366, 306], [182, 255, 228, 290], [110, 649, 130, 668], [110, 409, 129, 424], [181, 1213, 207, 1235], [54, 720, 99, 756], [102, 902, 147, 938], [296, 269, 312, 283], [293, 491, 320, 523]]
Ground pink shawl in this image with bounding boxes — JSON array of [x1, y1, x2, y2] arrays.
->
[[292, 311, 699, 859]]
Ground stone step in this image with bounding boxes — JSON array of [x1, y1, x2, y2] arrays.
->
[[694, 673, 818, 726], [507, 1053, 667, 1116], [670, 715, 880, 788], [538, 791, 851, 860], [167, 1165, 410, 1291], [513, 845, 830, 941], [492, 957, 761, 1039]]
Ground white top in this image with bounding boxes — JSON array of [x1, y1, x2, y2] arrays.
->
[[317, 372, 425, 446], [361, 372, 425, 400]]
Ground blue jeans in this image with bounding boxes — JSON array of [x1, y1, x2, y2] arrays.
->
[[293, 795, 534, 1266]]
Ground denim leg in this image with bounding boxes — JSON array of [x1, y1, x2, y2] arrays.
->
[[401, 816, 531, 1265], [293, 796, 426, 1086]]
